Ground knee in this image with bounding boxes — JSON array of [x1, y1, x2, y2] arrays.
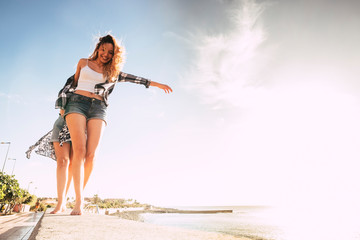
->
[[72, 145, 86, 159], [57, 157, 70, 169], [85, 152, 96, 163]]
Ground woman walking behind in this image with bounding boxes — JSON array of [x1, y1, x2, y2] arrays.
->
[[26, 113, 74, 214], [49, 112, 73, 214], [61, 34, 172, 215]]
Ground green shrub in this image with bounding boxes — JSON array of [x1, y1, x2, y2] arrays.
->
[[0, 173, 23, 214]]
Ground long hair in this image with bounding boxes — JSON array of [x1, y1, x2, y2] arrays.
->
[[89, 34, 126, 82]]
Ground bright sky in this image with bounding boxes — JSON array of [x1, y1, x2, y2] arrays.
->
[[1, 0, 360, 209]]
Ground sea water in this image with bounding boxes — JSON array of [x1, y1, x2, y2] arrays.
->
[[141, 206, 360, 240]]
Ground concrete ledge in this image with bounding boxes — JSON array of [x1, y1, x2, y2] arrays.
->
[[34, 211, 250, 240], [0, 211, 44, 240], [28, 210, 46, 240]]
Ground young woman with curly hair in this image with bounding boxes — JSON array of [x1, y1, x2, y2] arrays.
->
[[59, 34, 172, 215]]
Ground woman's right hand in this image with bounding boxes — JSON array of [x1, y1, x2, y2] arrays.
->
[[60, 109, 65, 117]]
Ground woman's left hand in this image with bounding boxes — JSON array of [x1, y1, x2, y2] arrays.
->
[[151, 82, 173, 93], [158, 83, 173, 93]]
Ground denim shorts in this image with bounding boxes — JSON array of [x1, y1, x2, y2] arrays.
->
[[64, 93, 107, 124], [50, 115, 66, 143]]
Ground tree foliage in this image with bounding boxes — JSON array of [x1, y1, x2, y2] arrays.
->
[[88, 194, 148, 209], [0, 172, 33, 214]]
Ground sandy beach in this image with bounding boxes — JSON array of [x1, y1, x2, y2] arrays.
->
[[34, 211, 251, 240]]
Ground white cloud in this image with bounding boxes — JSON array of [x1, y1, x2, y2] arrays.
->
[[170, 0, 360, 207], [0, 92, 54, 105], [162, 31, 193, 45], [182, 0, 269, 109], [0, 92, 23, 103]]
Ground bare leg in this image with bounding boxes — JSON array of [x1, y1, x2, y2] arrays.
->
[[84, 119, 105, 188], [63, 149, 73, 210], [66, 113, 87, 215], [50, 142, 71, 214], [65, 149, 73, 196]]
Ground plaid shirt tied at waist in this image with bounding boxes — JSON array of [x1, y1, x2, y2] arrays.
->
[[55, 72, 151, 109]]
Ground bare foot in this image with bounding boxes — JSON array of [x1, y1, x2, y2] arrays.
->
[[50, 205, 66, 214], [50, 204, 66, 214], [70, 201, 83, 215]]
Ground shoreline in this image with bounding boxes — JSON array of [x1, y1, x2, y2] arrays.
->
[[109, 206, 233, 221]]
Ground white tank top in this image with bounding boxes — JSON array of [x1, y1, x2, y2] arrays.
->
[[76, 60, 105, 93]]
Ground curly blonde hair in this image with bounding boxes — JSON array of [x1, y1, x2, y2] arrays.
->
[[89, 34, 126, 82]]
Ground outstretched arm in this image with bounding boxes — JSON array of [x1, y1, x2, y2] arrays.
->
[[150, 81, 173, 93], [118, 72, 172, 93]]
